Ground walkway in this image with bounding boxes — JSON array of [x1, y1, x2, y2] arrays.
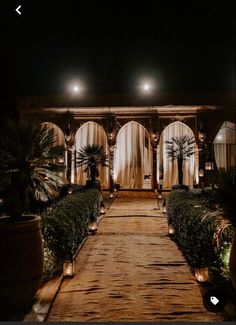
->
[[47, 196, 223, 322]]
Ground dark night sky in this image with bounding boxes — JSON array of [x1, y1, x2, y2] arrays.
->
[[1, 0, 235, 104]]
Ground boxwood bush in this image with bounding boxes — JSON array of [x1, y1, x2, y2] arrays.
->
[[166, 189, 233, 269], [41, 189, 102, 271]]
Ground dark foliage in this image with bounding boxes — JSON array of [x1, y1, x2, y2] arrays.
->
[[166, 189, 233, 268], [41, 189, 102, 265], [0, 120, 66, 220]]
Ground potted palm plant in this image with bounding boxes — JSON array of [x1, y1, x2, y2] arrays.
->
[[76, 144, 109, 191], [165, 135, 195, 189], [0, 120, 65, 316]]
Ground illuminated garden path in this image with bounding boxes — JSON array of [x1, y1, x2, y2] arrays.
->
[[47, 196, 223, 322]]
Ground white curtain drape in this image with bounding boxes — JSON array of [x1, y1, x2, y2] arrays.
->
[[114, 122, 151, 188], [158, 121, 196, 188], [214, 122, 236, 171], [42, 122, 66, 179], [42, 122, 65, 146], [75, 122, 109, 188]]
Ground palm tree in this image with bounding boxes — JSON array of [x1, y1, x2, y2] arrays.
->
[[76, 144, 109, 182], [165, 135, 195, 186], [0, 120, 66, 221]]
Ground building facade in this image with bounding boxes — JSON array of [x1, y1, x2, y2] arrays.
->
[[17, 91, 236, 190]]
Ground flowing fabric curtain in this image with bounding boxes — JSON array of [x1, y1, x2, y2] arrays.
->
[[114, 122, 151, 188], [158, 121, 196, 188], [75, 122, 109, 188], [42, 122, 65, 146], [42, 122, 66, 179], [214, 122, 236, 171]]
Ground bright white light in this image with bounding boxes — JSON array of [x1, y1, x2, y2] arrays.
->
[[144, 83, 150, 91], [138, 77, 156, 94], [72, 85, 80, 93], [217, 134, 222, 141]]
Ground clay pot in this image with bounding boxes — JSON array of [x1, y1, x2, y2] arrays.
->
[[0, 215, 43, 316]]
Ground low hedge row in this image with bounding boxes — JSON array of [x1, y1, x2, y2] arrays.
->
[[166, 189, 233, 269], [41, 189, 102, 267]]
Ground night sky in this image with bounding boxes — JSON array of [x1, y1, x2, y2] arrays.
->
[[1, 0, 235, 105]]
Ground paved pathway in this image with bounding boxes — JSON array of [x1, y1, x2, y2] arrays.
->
[[47, 197, 223, 322]]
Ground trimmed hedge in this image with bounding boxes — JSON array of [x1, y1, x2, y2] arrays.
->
[[166, 189, 233, 269], [41, 189, 102, 264]]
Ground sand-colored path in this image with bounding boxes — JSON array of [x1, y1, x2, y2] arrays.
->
[[47, 197, 222, 322]]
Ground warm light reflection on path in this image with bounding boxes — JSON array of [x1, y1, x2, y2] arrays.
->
[[47, 195, 223, 322]]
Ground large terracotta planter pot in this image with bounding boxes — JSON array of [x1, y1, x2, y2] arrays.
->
[[229, 230, 236, 290], [0, 215, 44, 316]]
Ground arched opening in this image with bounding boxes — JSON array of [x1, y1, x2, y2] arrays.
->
[[42, 122, 65, 146], [75, 121, 109, 188], [158, 121, 197, 188], [114, 121, 151, 189], [41, 122, 66, 181], [213, 121, 236, 171]]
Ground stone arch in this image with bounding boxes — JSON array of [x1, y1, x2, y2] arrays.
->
[[41, 122, 66, 179], [213, 121, 236, 171], [158, 121, 197, 188], [114, 121, 152, 189], [75, 121, 109, 188], [42, 122, 65, 146]]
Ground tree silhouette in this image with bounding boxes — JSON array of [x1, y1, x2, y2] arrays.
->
[[165, 135, 195, 186]]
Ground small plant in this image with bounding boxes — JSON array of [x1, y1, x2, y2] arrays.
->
[[76, 144, 109, 182]]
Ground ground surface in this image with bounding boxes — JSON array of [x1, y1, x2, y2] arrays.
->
[[47, 196, 223, 322]]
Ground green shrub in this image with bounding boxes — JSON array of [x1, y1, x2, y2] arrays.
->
[[41, 189, 102, 264], [166, 189, 233, 269]]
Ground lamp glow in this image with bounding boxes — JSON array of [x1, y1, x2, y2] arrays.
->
[[168, 224, 175, 235], [72, 85, 80, 93], [63, 260, 75, 277], [194, 267, 209, 282]]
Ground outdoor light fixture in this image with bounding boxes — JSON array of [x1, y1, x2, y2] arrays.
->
[[143, 83, 150, 91], [154, 189, 162, 210], [63, 259, 75, 278], [67, 186, 73, 195], [58, 157, 64, 164], [205, 162, 214, 171], [138, 77, 156, 94], [100, 202, 106, 214], [199, 169, 204, 177], [88, 221, 97, 232], [168, 224, 175, 235], [151, 130, 159, 144], [68, 79, 84, 95], [198, 131, 206, 142], [194, 267, 209, 282]]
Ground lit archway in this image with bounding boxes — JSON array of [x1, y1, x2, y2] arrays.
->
[[158, 121, 197, 188], [114, 121, 151, 189], [213, 121, 236, 171], [42, 122, 65, 146], [75, 122, 109, 188], [41, 122, 66, 179]]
